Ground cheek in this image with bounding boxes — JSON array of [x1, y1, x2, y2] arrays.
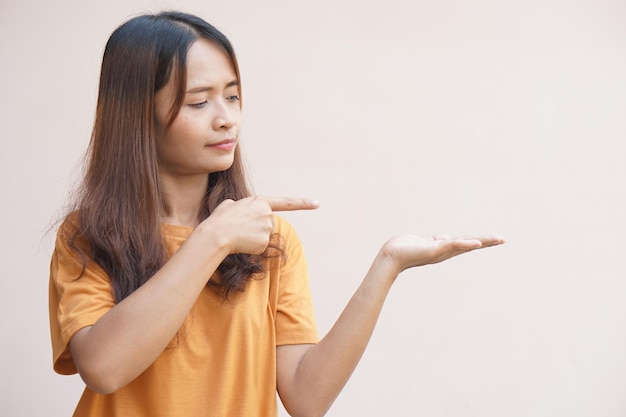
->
[[161, 118, 190, 146], [157, 118, 202, 162], [155, 126, 180, 163], [171, 116, 197, 141]]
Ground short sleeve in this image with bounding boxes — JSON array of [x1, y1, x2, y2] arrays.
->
[[48, 218, 115, 375], [272, 216, 319, 346]]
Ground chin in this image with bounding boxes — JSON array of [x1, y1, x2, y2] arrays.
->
[[207, 159, 236, 174]]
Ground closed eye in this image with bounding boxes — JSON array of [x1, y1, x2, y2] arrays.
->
[[226, 95, 240, 103], [189, 101, 208, 108]]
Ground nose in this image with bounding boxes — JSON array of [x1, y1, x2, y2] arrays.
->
[[212, 100, 236, 130]]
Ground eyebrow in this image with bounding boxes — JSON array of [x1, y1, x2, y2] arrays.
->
[[185, 80, 239, 94]]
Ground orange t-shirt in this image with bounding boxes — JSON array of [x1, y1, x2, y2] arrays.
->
[[49, 215, 318, 417]]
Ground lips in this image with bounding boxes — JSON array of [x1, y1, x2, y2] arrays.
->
[[207, 139, 236, 151]]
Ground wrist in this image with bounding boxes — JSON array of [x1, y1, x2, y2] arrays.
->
[[190, 222, 231, 258], [364, 249, 402, 291], [377, 242, 405, 278]]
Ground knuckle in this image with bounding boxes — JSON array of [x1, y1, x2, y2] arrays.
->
[[255, 196, 271, 209], [220, 198, 234, 207]]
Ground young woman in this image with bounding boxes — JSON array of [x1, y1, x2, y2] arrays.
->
[[49, 11, 504, 417]]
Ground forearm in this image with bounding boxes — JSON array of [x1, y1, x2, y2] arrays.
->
[[281, 251, 399, 417], [279, 234, 504, 416], [70, 230, 229, 393]]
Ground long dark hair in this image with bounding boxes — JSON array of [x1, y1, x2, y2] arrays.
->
[[68, 11, 272, 301]]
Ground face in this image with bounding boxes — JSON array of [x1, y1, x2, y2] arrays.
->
[[154, 38, 241, 180]]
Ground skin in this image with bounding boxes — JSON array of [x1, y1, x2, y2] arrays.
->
[[69, 38, 505, 417], [154, 37, 243, 226]]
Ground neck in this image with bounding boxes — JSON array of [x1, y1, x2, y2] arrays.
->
[[159, 172, 209, 227]]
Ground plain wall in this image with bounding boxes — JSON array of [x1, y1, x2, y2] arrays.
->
[[1, 0, 625, 416]]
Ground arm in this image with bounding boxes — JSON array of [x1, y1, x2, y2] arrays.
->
[[69, 227, 229, 394], [67, 197, 318, 394], [277, 234, 505, 417]]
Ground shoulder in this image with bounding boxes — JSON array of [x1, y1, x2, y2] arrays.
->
[[52, 211, 99, 279], [57, 211, 80, 236], [272, 215, 302, 246], [54, 211, 90, 254], [272, 214, 294, 234]]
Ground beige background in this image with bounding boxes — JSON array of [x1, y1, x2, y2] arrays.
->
[[2, 0, 626, 416]]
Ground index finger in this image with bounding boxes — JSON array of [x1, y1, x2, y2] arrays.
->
[[260, 196, 320, 212]]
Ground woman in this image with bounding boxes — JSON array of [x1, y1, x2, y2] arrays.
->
[[49, 11, 504, 417]]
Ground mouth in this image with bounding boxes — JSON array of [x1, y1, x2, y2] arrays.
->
[[207, 139, 236, 151]]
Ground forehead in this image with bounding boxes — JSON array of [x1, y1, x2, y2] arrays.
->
[[185, 38, 237, 88]]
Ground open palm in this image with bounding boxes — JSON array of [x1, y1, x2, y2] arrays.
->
[[381, 234, 505, 273]]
